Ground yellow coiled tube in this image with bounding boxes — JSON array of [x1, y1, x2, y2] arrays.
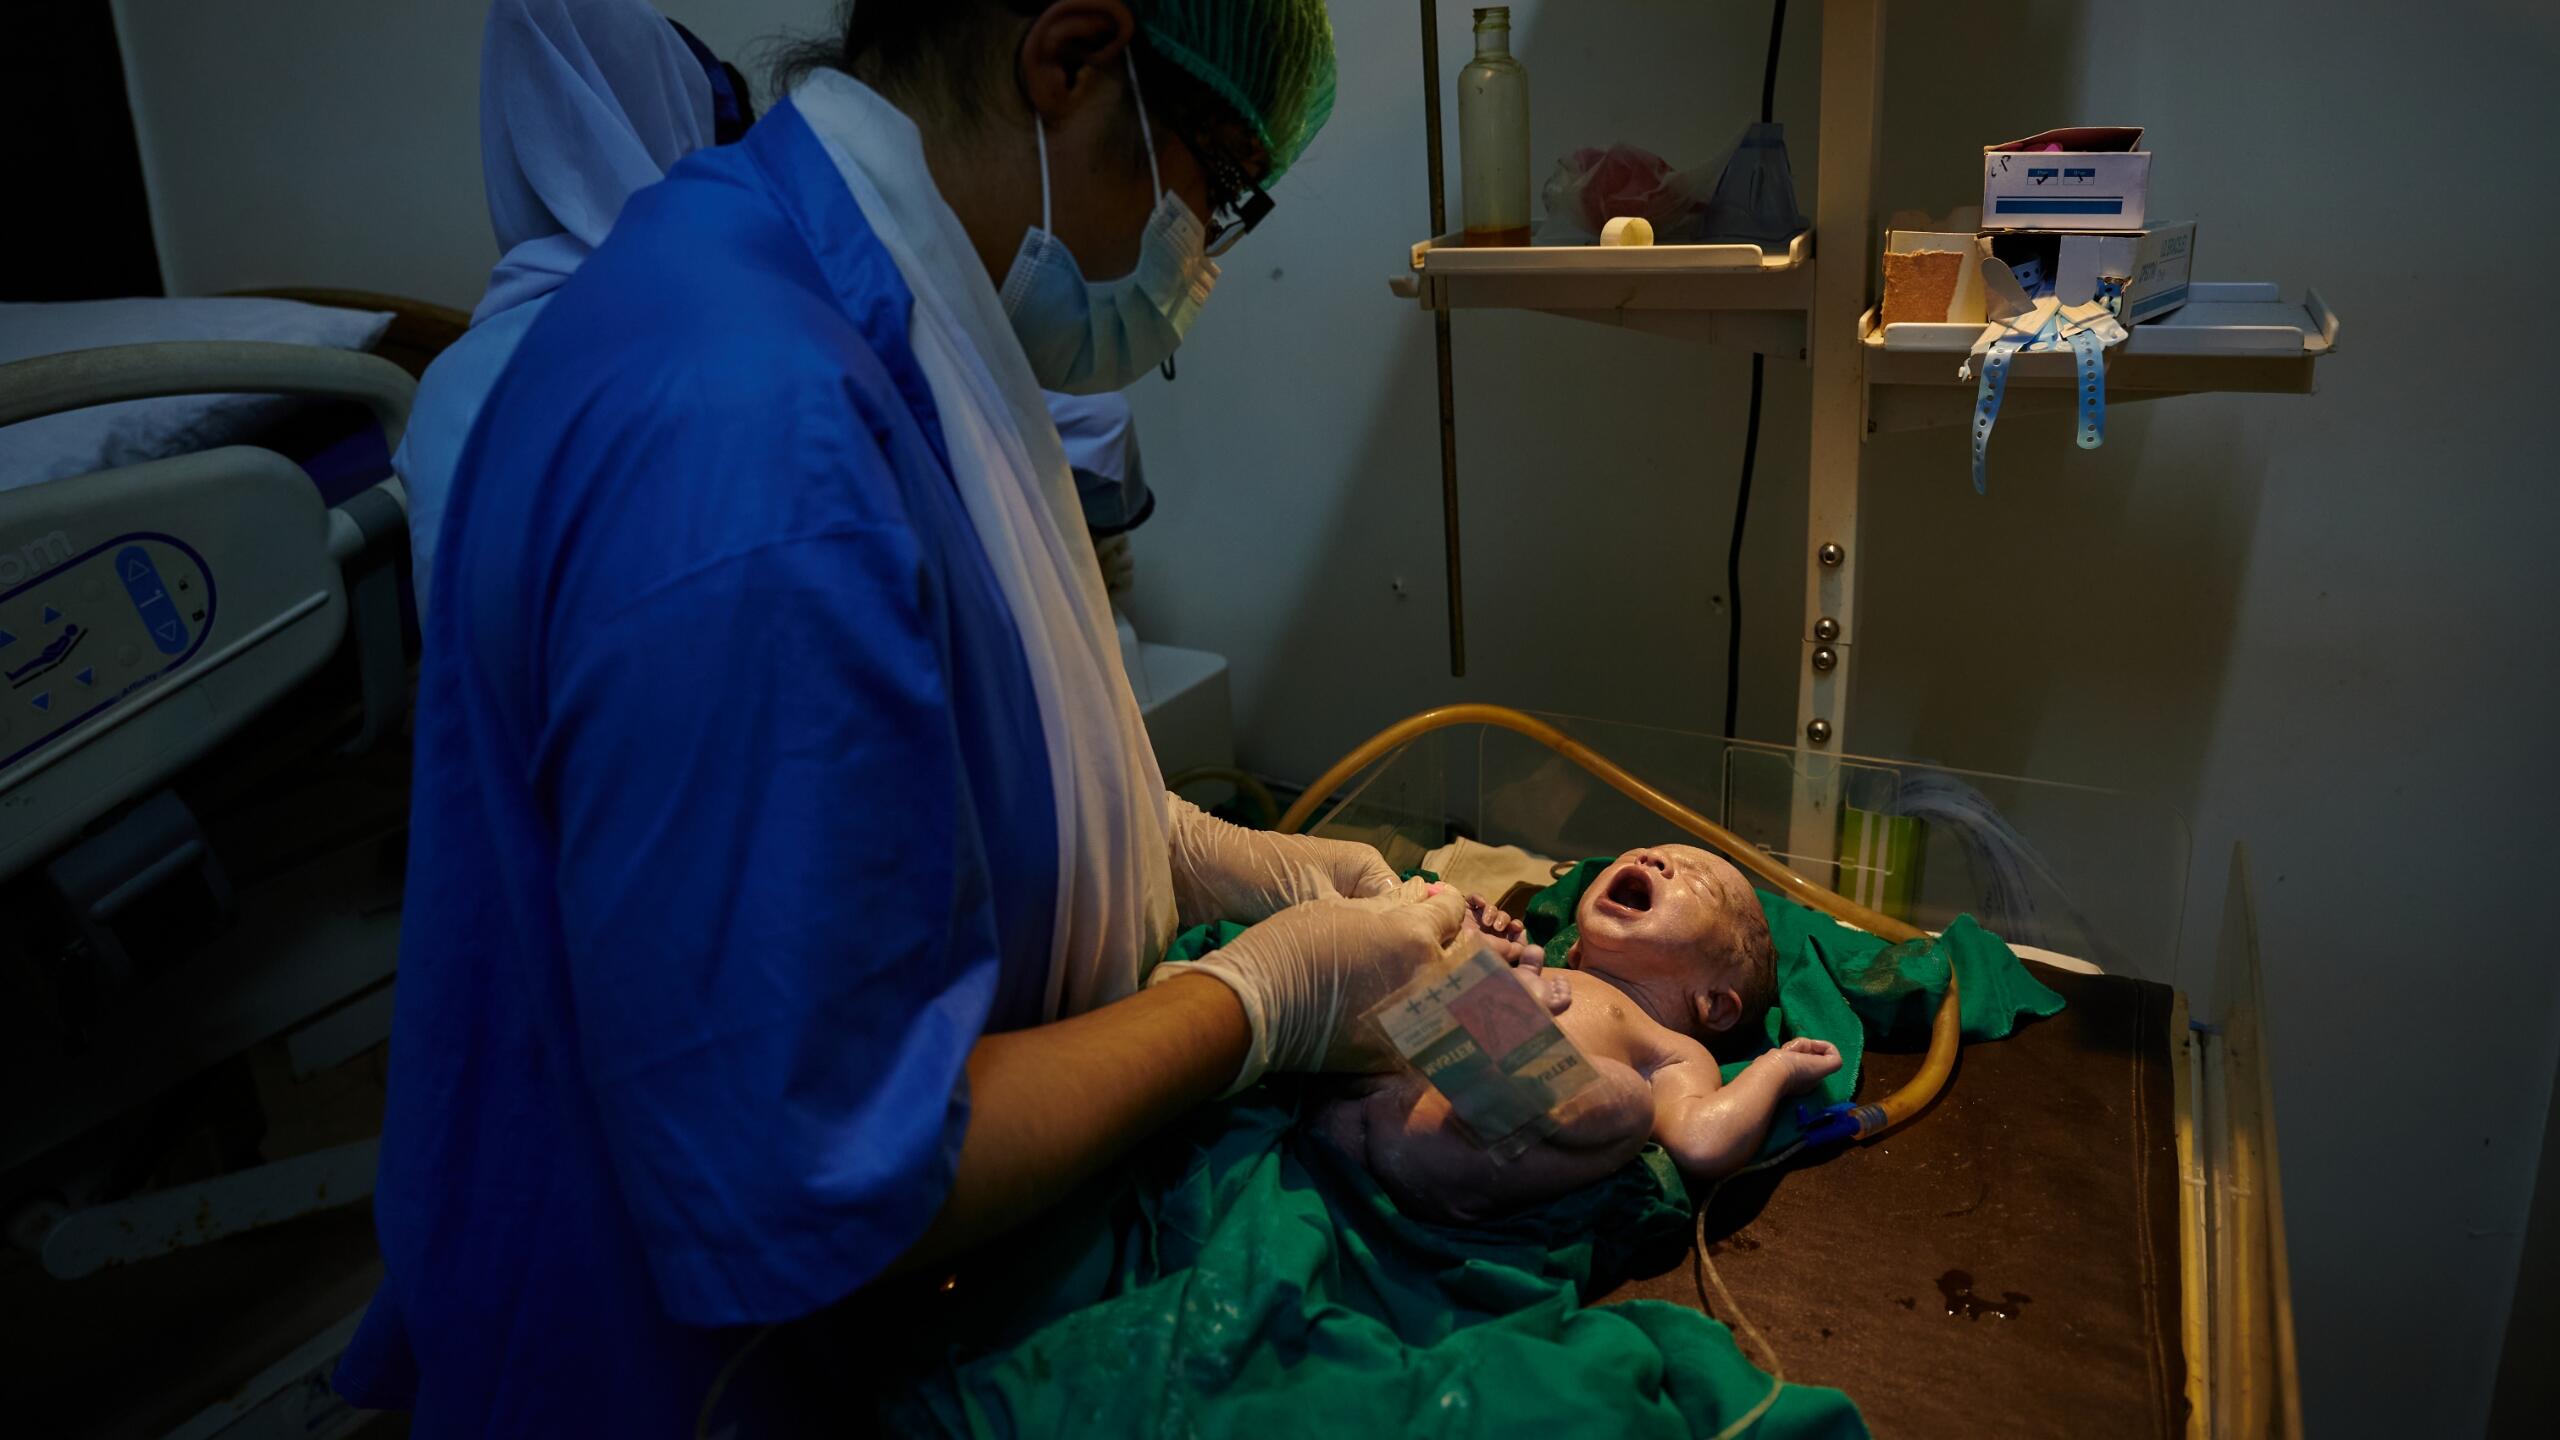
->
[[1276, 704, 1956, 1141]]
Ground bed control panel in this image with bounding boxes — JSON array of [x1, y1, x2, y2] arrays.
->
[[0, 445, 355, 885], [0, 535, 215, 769]]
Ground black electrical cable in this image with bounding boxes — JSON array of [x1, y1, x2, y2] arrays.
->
[[1759, 0, 1787, 126], [1723, 356, 1765, 740], [1723, 0, 1788, 741]]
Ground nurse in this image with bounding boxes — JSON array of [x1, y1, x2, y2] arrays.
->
[[1051, 389, 1149, 593], [341, 2, 1498, 1432], [392, 0, 753, 614]]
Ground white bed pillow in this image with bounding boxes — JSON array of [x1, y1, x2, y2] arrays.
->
[[0, 297, 395, 493]]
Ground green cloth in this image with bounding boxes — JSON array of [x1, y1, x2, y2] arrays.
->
[[1525, 859, 2068, 1152], [887, 1087, 1866, 1438], [889, 866, 2064, 1436]]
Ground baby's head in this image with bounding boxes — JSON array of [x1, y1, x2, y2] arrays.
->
[[1571, 844, 1776, 1053]]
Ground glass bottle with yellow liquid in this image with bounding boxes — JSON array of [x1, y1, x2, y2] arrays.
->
[[1458, 7, 1530, 246]]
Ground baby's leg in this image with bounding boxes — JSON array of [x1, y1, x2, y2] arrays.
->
[[1313, 1060, 1655, 1225]]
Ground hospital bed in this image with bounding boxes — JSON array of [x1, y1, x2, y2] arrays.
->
[[0, 313, 447, 1438], [1291, 708, 2300, 1438]]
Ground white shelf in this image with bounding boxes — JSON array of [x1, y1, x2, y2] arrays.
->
[[1862, 282, 2340, 433], [1396, 229, 1815, 352]]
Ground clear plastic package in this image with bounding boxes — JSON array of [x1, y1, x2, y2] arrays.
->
[[1536, 143, 1715, 246], [1534, 123, 1807, 249], [1369, 946, 1603, 1159]]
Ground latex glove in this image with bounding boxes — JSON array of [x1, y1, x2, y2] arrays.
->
[[1094, 532, 1134, 595], [1151, 885, 1569, 1091], [1365, 878, 1542, 970], [1164, 794, 1402, 929]]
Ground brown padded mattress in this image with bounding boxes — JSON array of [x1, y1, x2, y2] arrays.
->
[[1600, 963, 2188, 1438]]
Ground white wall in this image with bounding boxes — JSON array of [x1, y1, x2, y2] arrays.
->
[[107, 1, 2560, 1433], [1849, 6, 2560, 1434], [106, 0, 824, 307], [1121, 0, 1819, 764], [112, 0, 486, 306]]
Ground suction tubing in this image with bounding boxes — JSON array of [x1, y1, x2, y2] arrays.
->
[[1276, 704, 1957, 1143]]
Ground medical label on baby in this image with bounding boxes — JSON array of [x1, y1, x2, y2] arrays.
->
[[1374, 946, 1602, 1156]]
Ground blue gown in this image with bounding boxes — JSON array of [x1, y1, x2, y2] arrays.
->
[[336, 101, 1060, 1434], [389, 300, 544, 616]]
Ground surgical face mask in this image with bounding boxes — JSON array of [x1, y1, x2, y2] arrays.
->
[[999, 52, 1218, 395]]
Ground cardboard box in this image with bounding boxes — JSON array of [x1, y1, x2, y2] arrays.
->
[[1982, 126, 2149, 231], [1882, 229, 1990, 325], [1988, 220, 2196, 322], [2120, 220, 2196, 323]]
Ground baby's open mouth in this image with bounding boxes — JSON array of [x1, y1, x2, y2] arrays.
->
[[1603, 866, 1655, 913]]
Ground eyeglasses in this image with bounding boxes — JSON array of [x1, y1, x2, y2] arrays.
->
[[1184, 136, 1275, 257]]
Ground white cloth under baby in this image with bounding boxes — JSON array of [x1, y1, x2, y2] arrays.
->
[[1419, 837, 1573, 904]]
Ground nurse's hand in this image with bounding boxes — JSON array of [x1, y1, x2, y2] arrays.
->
[[1150, 885, 1570, 1090], [1164, 795, 1402, 929]]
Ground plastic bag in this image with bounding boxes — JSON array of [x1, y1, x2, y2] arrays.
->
[[1534, 123, 1807, 247], [1535, 143, 1717, 245], [1702, 121, 1807, 245]]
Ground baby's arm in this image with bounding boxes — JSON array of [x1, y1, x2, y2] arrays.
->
[[1640, 1033, 1842, 1180]]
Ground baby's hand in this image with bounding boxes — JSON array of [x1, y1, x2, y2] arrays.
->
[[1760, 1037, 1842, 1095], [1461, 893, 1541, 969], [1463, 893, 1526, 943]]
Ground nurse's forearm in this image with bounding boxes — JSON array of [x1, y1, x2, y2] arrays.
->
[[895, 973, 1250, 1271]]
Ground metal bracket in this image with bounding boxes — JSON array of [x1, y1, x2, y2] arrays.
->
[[43, 789, 233, 990], [30, 1136, 380, 1278]]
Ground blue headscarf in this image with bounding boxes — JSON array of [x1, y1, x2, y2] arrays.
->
[[396, 0, 717, 613]]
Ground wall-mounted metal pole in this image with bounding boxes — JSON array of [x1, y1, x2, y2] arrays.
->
[[1419, 0, 1466, 675]]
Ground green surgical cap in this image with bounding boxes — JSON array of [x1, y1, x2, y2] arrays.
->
[[1140, 0, 1337, 184]]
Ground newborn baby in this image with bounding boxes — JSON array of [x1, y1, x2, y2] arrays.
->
[[1316, 844, 1841, 1224]]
